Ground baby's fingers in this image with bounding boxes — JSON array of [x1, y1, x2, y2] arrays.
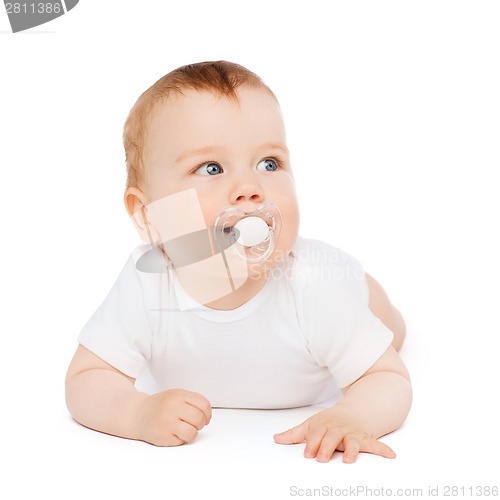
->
[[313, 432, 397, 463], [273, 423, 307, 445], [342, 434, 361, 463], [313, 428, 344, 462], [358, 437, 396, 460]]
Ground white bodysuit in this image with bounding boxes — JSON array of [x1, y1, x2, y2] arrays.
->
[[78, 236, 393, 409]]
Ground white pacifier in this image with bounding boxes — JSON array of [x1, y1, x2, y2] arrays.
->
[[213, 203, 282, 263], [233, 216, 270, 247]]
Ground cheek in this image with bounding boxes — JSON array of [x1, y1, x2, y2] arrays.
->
[[207, 201, 229, 226], [277, 197, 300, 247], [279, 190, 300, 225], [192, 190, 222, 226]]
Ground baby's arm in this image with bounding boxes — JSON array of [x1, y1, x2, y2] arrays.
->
[[274, 346, 412, 462], [366, 273, 406, 351], [65, 345, 211, 446]]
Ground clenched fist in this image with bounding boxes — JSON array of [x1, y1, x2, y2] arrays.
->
[[134, 388, 212, 446]]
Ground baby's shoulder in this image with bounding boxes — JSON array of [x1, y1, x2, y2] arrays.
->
[[123, 244, 168, 306], [287, 236, 368, 303]]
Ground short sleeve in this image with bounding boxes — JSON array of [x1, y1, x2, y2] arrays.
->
[[318, 307, 394, 389], [291, 238, 394, 389], [78, 249, 155, 379]]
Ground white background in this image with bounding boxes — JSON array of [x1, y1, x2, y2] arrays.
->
[[1, 1, 499, 499]]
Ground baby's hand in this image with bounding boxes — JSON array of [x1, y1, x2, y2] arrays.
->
[[273, 407, 396, 463], [135, 388, 212, 446]]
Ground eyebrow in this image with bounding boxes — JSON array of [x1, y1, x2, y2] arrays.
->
[[175, 146, 225, 164], [175, 143, 290, 165], [260, 143, 290, 155]]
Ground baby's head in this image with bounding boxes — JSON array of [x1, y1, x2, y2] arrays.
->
[[123, 61, 278, 190], [123, 61, 300, 295]]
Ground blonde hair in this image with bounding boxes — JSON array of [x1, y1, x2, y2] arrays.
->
[[123, 60, 276, 188]]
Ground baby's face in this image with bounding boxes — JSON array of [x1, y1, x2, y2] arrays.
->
[[137, 86, 300, 272]]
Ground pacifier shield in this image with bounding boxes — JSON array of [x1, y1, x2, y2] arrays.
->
[[213, 203, 282, 263]]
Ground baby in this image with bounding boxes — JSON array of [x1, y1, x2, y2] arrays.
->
[[65, 61, 412, 463]]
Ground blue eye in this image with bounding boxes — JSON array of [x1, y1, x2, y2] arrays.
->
[[195, 162, 223, 176], [257, 159, 279, 171]]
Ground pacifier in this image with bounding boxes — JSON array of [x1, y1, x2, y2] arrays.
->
[[213, 203, 282, 263]]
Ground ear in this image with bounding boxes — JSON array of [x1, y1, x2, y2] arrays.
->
[[124, 187, 161, 244]]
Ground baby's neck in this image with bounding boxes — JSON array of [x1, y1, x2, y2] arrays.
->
[[203, 272, 269, 311]]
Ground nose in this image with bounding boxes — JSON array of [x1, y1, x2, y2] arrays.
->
[[229, 172, 265, 208]]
